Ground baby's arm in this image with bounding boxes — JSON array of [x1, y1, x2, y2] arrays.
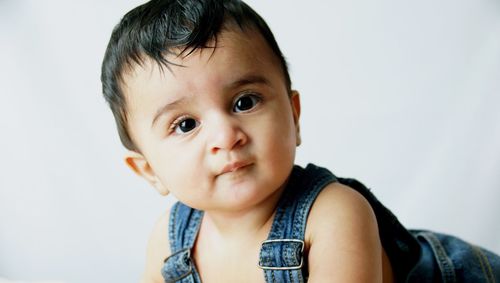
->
[[305, 182, 383, 282], [140, 209, 171, 283]]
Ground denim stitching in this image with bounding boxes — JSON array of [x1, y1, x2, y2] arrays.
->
[[430, 233, 457, 283], [293, 174, 330, 283], [264, 268, 270, 282], [295, 175, 331, 238], [294, 175, 314, 237], [297, 270, 304, 283], [287, 169, 334, 282], [292, 171, 333, 281], [471, 244, 495, 283], [186, 210, 203, 283], [261, 166, 334, 282], [284, 242, 290, 266], [165, 204, 203, 283], [169, 202, 180, 251], [269, 204, 286, 239], [186, 210, 203, 248], [471, 244, 489, 282], [185, 211, 195, 248], [420, 232, 457, 283]]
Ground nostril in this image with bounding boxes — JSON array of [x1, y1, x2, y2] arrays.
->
[[210, 146, 220, 155], [209, 124, 248, 153]]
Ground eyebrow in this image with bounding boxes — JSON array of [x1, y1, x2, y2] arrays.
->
[[151, 97, 187, 129], [227, 74, 271, 90], [150, 74, 271, 129]]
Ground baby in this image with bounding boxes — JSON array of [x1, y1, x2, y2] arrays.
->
[[101, 0, 500, 282]]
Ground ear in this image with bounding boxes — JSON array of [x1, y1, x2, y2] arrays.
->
[[290, 90, 301, 146], [124, 150, 170, 196]]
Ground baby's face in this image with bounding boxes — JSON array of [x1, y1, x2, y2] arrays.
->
[[122, 28, 300, 212]]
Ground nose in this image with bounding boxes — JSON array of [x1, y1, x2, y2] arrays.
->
[[208, 114, 248, 155]]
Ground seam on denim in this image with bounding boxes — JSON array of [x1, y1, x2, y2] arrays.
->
[[165, 202, 181, 283], [297, 270, 304, 283], [295, 174, 332, 239], [291, 173, 333, 281], [295, 199, 305, 239], [423, 232, 457, 283], [269, 202, 286, 239], [169, 202, 180, 252], [471, 245, 489, 282], [477, 246, 495, 283], [176, 207, 203, 282], [294, 171, 314, 238], [291, 173, 334, 274], [471, 244, 495, 283], [284, 242, 290, 266], [184, 210, 203, 282], [262, 166, 336, 282], [420, 232, 457, 283], [185, 210, 195, 248], [186, 210, 203, 248], [264, 270, 270, 283]]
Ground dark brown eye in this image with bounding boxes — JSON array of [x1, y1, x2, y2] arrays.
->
[[233, 94, 261, 113], [175, 118, 198, 134]]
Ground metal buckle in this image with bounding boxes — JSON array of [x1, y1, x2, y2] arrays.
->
[[163, 248, 192, 282], [258, 239, 305, 270]]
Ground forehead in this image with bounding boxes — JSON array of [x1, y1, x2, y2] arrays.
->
[[121, 28, 285, 114]]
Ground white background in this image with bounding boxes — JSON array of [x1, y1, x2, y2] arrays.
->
[[1, 0, 499, 282]]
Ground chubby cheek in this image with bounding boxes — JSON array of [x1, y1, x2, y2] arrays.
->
[[259, 111, 297, 167], [155, 143, 207, 199]]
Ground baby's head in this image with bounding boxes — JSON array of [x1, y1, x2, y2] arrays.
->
[[101, 0, 301, 211]]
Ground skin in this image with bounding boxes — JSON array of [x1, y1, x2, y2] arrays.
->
[[121, 27, 392, 283]]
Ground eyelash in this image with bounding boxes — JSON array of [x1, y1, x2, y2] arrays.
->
[[168, 115, 193, 134], [233, 92, 262, 113], [167, 92, 263, 136]]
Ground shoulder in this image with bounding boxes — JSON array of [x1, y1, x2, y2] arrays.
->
[[307, 181, 376, 227], [141, 205, 173, 283], [306, 181, 378, 242], [305, 182, 383, 281]]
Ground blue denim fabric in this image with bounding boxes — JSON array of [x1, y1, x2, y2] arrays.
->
[[258, 164, 336, 282], [162, 164, 500, 283], [161, 202, 203, 283], [406, 230, 500, 282]]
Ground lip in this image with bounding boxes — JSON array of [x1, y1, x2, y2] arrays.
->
[[219, 161, 252, 175]]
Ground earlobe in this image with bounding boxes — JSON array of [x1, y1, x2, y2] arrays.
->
[[290, 90, 302, 146], [124, 150, 170, 196]]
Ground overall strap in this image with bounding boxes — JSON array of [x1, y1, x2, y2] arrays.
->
[[259, 164, 337, 283], [161, 202, 203, 283]]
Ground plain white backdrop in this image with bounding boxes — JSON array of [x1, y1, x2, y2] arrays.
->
[[1, 0, 499, 282]]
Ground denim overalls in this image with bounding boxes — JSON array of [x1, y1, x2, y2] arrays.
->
[[162, 164, 500, 282]]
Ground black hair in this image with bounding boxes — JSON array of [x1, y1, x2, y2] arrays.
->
[[101, 0, 291, 151]]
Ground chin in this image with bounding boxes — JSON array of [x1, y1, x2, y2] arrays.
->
[[223, 183, 277, 208]]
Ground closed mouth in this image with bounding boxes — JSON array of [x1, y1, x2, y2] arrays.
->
[[219, 161, 252, 175]]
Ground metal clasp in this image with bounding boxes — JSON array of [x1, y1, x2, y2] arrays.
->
[[258, 239, 305, 270]]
